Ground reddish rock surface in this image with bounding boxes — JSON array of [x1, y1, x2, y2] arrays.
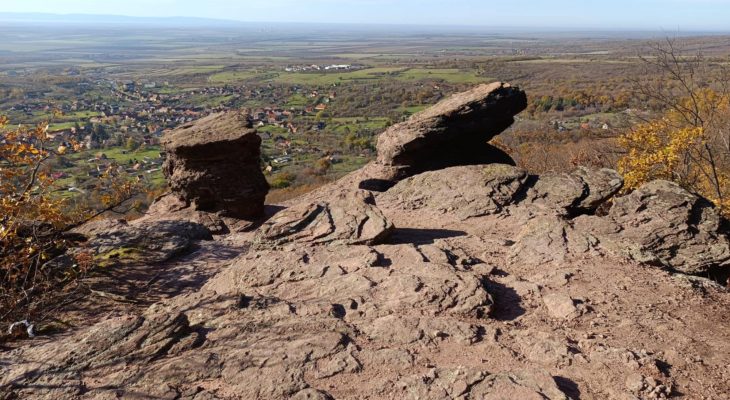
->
[[2, 86, 729, 400], [162, 111, 269, 220]]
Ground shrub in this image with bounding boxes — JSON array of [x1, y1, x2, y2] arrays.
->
[[0, 116, 145, 331], [619, 40, 730, 215], [270, 172, 297, 189]]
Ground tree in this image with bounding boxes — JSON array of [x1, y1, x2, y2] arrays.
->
[[619, 39, 730, 214], [126, 136, 140, 151], [1, 116, 145, 328], [95, 124, 109, 142], [313, 157, 332, 175]]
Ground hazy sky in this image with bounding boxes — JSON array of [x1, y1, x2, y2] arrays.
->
[[1, 0, 729, 30]]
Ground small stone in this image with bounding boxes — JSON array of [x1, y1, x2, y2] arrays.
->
[[542, 293, 578, 319], [625, 373, 645, 393], [645, 377, 658, 390]]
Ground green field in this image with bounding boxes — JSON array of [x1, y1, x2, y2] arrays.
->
[[397, 105, 429, 115], [208, 70, 265, 83], [395, 68, 487, 84], [206, 66, 487, 86]]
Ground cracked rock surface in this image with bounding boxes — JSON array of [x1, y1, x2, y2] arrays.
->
[[2, 85, 729, 400]]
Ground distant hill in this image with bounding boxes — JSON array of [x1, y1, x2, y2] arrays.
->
[[0, 12, 245, 27]]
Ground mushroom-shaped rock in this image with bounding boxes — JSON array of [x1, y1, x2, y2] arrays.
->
[[162, 111, 269, 220], [375, 82, 527, 181], [255, 191, 394, 247]]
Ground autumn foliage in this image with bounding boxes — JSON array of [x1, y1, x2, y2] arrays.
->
[[0, 116, 144, 327], [618, 41, 730, 215], [618, 94, 730, 213]]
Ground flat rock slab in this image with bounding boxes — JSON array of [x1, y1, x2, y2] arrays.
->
[[255, 191, 394, 247], [72, 218, 212, 264]]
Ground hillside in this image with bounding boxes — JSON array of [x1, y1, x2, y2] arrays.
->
[[1, 83, 729, 400]]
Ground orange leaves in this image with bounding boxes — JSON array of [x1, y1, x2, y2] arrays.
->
[[1, 115, 78, 324], [1, 113, 152, 325]]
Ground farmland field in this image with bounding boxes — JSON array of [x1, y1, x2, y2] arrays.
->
[[1, 21, 729, 202]]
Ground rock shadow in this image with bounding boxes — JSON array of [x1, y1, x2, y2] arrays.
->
[[554, 376, 581, 400], [387, 228, 467, 245], [483, 276, 526, 321]]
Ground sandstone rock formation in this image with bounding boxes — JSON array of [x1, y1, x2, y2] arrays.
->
[[255, 191, 394, 247], [373, 82, 526, 182], [72, 218, 212, 263], [574, 180, 730, 274], [380, 164, 529, 219], [3, 85, 730, 400], [162, 111, 269, 219], [524, 167, 623, 215], [380, 164, 623, 220]]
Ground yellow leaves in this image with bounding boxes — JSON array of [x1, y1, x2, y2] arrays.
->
[[2, 114, 74, 291], [13, 143, 41, 156], [0, 113, 154, 323], [619, 89, 730, 216], [619, 120, 705, 189]]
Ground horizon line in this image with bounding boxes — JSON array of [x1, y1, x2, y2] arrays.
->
[[1, 11, 729, 34]]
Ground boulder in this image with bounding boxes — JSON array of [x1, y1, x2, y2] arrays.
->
[[525, 168, 623, 215], [571, 167, 624, 211], [72, 218, 212, 264], [255, 191, 394, 247], [143, 193, 231, 235], [380, 164, 528, 219], [380, 165, 622, 219], [162, 111, 269, 219], [575, 180, 730, 274], [375, 82, 527, 181]]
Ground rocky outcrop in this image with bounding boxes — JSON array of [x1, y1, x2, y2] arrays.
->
[[256, 191, 394, 247], [574, 180, 730, 274], [162, 111, 269, 219], [72, 218, 212, 264], [380, 164, 529, 219], [380, 164, 622, 220], [571, 167, 624, 211], [524, 167, 623, 215], [3, 243, 497, 399], [374, 82, 526, 182], [4, 85, 730, 400], [386, 368, 571, 400]]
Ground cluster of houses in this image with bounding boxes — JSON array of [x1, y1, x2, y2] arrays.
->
[[284, 64, 362, 72], [551, 119, 612, 133], [84, 153, 162, 178], [5, 74, 358, 183]]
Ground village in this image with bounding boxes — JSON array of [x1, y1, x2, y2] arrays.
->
[[283, 64, 362, 72], [0, 75, 374, 198]]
